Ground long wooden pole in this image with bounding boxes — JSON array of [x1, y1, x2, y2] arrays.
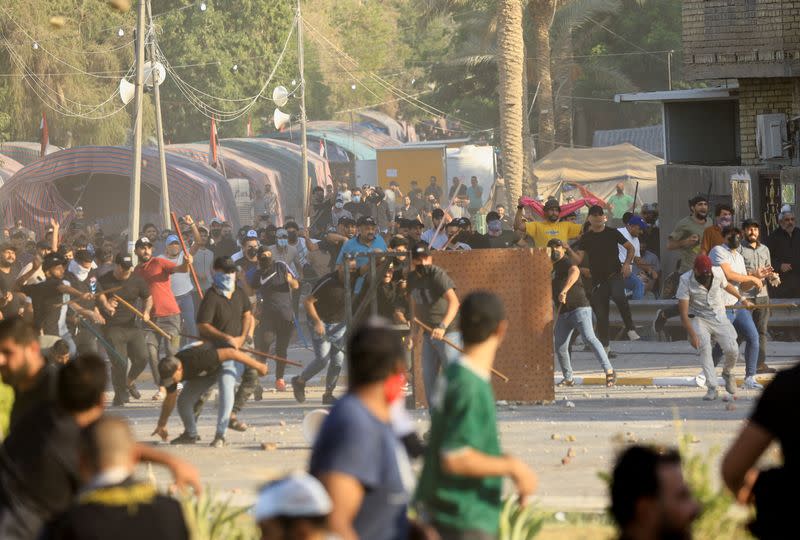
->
[[113, 294, 173, 340], [170, 212, 203, 299], [180, 333, 302, 367], [414, 318, 509, 382], [726, 303, 798, 310]]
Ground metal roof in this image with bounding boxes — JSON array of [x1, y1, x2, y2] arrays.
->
[[615, 84, 739, 103]]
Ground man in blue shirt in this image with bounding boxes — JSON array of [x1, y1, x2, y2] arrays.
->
[[336, 216, 387, 293]]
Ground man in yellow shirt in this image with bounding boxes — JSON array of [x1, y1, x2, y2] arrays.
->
[[514, 198, 583, 247]]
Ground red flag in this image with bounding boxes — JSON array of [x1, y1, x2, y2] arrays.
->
[[246, 116, 253, 137], [209, 116, 218, 168], [39, 111, 49, 158]]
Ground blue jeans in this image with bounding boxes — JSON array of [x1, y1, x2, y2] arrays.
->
[[554, 307, 613, 380], [624, 275, 645, 300], [300, 322, 347, 395], [421, 331, 462, 407], [713, 308, 759, 378], [177, 360, 240, 438], [175, 293, 197, 346]]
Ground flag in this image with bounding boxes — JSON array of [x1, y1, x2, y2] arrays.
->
[[39, 111, 49, 158], [209, 116, 218, 168], [246, 116, 253, 137], [318, 138, 325, 157]]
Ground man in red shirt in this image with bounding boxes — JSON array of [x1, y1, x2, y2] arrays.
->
[[134, 237, 193, 400]]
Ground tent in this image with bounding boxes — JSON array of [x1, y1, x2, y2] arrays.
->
[[266, 121, 401, 161], [535, 143, 663, 208], [0, 146, 238, 237], [0, 153, 23, 187], [0, 141, 60, 165], [356, 109, 406, 141]]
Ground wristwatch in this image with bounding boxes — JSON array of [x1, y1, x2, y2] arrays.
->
[[437, 323, 446, 330]]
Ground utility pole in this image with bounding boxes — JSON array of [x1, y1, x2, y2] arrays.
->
[[147, 0, 171, 230], [128, 0, 146, 254], [297, 0, 310, 227]]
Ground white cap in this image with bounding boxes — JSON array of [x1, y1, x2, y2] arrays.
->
[[254, 472, 332, 522]]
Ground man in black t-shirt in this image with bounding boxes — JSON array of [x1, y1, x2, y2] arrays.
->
[[291, 258, 357, 405], [317, 218, 356, 273], [97, 254, 152, 407], [0, 282, 28, 321], [152, 343, 267, 445], [407, 243, 461, 407], [0, 243, 19, 294], [549, 239, 615, 386], [484, 211, 524, 249], [722, 361, 800, 538], [196, 256, 254, 447], [572, 206, 639, 353]]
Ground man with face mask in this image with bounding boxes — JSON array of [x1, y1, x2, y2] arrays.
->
[[269, 228, 303, 281], [514, 198, 582, 247], [709, 227, 765, 390], [195, 256, 255, 446], [318, 218, 355, 273], [678, 255, 751, 400], [232, 231, 260, 268], [701, 204, 734, 255], [291, 258, 357, 405], [331, 194, 353, 227], [484, 211, 523, 249], [212, 222, 238, 259], [548, 238, 615, 387], [344, 188, 366, 221], [64, 249, 104, 355]]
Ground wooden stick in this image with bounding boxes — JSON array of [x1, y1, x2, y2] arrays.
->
[[171, 212, 204, 300], [112, 294, 173, 340], [180, 333, 303, 367], [725, 303, 798, 310], [413, 318, 509, 382], [53, 286, 124, 308], [630, 181, 639, 213]]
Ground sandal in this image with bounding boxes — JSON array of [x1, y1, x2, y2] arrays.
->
[[557, 378, 575, 387], [606, 371, 617, 387], [228, 418, 249, 432]]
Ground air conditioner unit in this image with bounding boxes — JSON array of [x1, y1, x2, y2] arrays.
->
[[756, 113, 788, 160]]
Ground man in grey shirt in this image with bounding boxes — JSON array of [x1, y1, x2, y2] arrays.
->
[[740, 219, 781, 374]]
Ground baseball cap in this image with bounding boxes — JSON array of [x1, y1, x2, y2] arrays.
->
[[456, 217, 471, 228], [544, 199, 561, 210], [411, 241, 430, 259], [165, 234, 180, 245], [246, 229, 259, 239], [409, 219, 424, 228], [357, 216, 376, 227], [338, 217, 355, 227], [254, 472, 332, 522], [741, 218, 759, 229], [210, 217, 223, 226], [134, 237, 152, 249], [588, 205, 605, 217], [213, 256, 237, 273], [36, 240, 51, 251], [276, 228, 288, 239], [432, 208, 445, 220], [114, 253, 134, 269], [546, 238, 564, 248], [627, 216, 649, 230], [694, 254, 713, 274], [42, 253, 67, 271]]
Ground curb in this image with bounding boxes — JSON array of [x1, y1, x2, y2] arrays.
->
[[556, 375, 773, 387]]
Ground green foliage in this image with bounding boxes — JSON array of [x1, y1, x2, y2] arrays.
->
[[0, 381, 13, 440], [179, 488, 258, 540], [499, 496, 546, 540]]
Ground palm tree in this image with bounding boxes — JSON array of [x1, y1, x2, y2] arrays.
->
[[528, 0, 558, 157], [496, 0, 525, 206]]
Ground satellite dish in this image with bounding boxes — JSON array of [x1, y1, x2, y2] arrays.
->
[[273, 108, 291, 131], [143, 61, 166, 87], [272, 85, 289, 107], [119, 78, 135, 105]]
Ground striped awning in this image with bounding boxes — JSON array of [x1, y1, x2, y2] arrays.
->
[[0, 142, 61, 165], [0, 153, 23, 186], [0, 146, 238, 237]]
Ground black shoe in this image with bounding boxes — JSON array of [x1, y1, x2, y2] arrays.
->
[[210, 436, 226, 448], [127, 383, 141, 400], [322, 393, 337, 406], [757, 364, 777, 374], [291, 377, 306, 403], [171, 432, 199, 445], [254, 385, 263, 402], [112, 394, 129, 407]]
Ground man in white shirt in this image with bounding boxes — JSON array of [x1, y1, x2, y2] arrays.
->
[[421, 208, 449, 250], [709, 226, 764, 389], [617, 216, 647, 300], [161, 234, 199, 344], [677, 255, 752, 401]]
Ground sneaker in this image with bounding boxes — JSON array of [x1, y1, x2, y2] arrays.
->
[[604, 346, 618, 359], [291, 377, 306, 403], [170, 432, 199, 445], [210, 436, 226, 448], [703, 387, 719, 401], [322, 393, 338, 406], [723, 373, 737, 395], [627, 329, 641, 341], [127, 383, 141, 400], [275, 378, 287, 392], [756, 364, 777, 374], [254, 384, 264, 401], [653, 309, 668, 334], [694, 371, 707, 388], [744, 376, 763, 390]]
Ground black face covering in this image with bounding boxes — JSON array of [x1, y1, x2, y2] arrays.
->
[[288, 232, 298, 242], [246, 247, 259, 258], [550, 250, 562, 262], [259, 256, 273, 270], [727, 237, 741, 250], [695, 272, 713, 287]]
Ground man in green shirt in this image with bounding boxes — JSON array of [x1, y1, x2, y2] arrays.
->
[[606, 182, 634, 220], [415, 292, 537, 540]]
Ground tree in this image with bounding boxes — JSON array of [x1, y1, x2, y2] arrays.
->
[[496, 0, 525, 206]]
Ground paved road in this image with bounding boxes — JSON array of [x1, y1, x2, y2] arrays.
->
[[124, 340, 796, 511]]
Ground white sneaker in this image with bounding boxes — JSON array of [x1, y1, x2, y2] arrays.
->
[[703, 387, 719, 401], [627, 330, 641, 341], [694, 371, 707, 388], [744, 376, 763, 390]]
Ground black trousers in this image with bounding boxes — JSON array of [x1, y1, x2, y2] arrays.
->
[[590, 275, 635, 347], [104, 326, 148, 398], [260, 314, 295, 380]]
